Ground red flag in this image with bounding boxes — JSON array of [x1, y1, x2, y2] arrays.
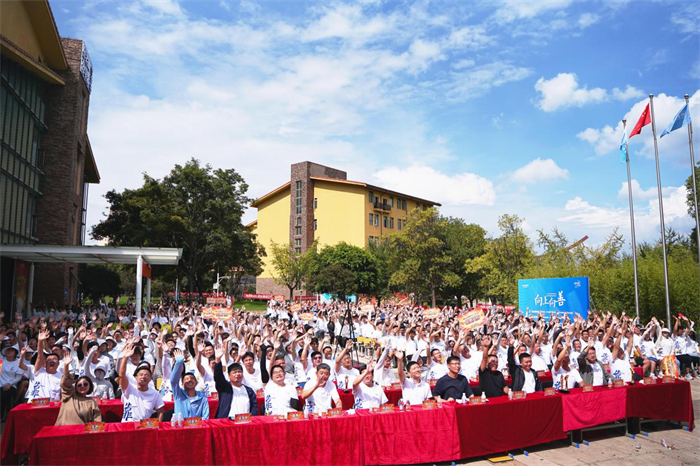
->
[[629, 103, 650, 138]]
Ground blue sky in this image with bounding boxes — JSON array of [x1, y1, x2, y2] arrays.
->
[[50, 0, 700, 249]]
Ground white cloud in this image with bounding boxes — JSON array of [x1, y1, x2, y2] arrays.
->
[[301, 4, 392, 44], [617, 179, 657, 202], [534, 73, 642, 112], [577, 13, 600, 28], [559, 185, 694, 242], [494, 0, 573, 23], [448, 62, 532, 101], [511, 158, 569, 184], [372, 165, 496, 206], [577, 90, 700, 159]]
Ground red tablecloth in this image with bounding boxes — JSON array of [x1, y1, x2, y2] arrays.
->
[[455, 393, 566, 458], [561, 386, 627, 431], [626, 380, 694, 430], [255, 389, 402, 413], [215, 414, 363, 466], [28, 422, 214, 466], [357, 405, 460, 465], [0, 398, 219, 465]]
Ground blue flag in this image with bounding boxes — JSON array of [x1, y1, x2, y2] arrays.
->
[[660, 103, 691, 138], [620, 129, 628, 163]]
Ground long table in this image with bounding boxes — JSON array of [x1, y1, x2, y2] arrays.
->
[[24, 380, 694, 466]]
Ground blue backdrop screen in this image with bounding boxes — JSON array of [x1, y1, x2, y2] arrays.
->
[[518, 277, 589, 320]]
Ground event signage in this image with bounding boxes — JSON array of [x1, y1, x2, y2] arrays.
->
[[643, 377, 655, 385], [422, 399, 436, 409], [544, 387, 555, 396], [537, 371, 546, 378], [582, 384, 594, 393], [138, 419, 159, 429], [184, 417, 202, 428], [327, 408, 342, 417], [209, 392, 219, 400], [287, 411, 303, 421], [273, 295, 285, 302], [243, 293, 273, 300], [390, 383, 402, 390], [84, 422, 105, 433], [662, 375, 675, 383], [31, 398, 50, 406], [206, 297, 226, 304], [458, 310, 485, 331], [518, 277, 590, 320], [360, 304, 375, 314], [512, 391, 525, 400], [613, 379, 625, 388], [380, 404, 394, 413], [299, 312, 315, 321], [290, 303, 302, 313], [423, 308, 440, 319], [234, 413, 251, 423]]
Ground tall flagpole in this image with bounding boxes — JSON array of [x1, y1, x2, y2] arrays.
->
[[685, 94, 700, 277], [623, 119, 640, 318], [649, 94, 672, 324]]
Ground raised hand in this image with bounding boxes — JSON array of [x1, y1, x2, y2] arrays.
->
[[120, 343, 135, 359], [215, 343, 224, 360], [38, 329, 50, 342], [63, 353, 73, 367], [197, 341, 206, 354], [172, 348, 184, 360]]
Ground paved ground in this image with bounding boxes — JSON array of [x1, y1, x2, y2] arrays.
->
[[442, 378, 700, 466]]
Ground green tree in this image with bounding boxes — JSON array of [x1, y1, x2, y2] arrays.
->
[[269, 241, 315, 300], [685, 162, 700, 256], [79, 264, 121, 303], [387, 208, 459, 306], [92, 159, 264, 292], [312, 264, 355, 301], [308, 242, 380, 298], [442, 218, 487, 306], [466, 214, 533, 304]]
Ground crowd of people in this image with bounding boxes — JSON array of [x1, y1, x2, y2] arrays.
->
[[0, 300, 698, 426]]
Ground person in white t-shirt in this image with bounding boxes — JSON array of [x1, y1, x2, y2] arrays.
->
[[302, 363, 341, 415], [426, 349, 448, 381], [396, 351, 431, 406], [26, 330, 62, 402], [118, 342, 164, 422], [352, 361, 388, 409], [241, 351, 263, 392], [263, 364, 299, 415], [335, 340, 360, 390], [553, 334, 583, 390]]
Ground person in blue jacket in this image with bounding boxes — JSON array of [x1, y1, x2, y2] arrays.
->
[[170, 349, 210, 419], [213, 344, 258, 418]]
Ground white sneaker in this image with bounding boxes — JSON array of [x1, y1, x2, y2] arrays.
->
[[651, 373, 657, 379], [685, 374, 693, 381]]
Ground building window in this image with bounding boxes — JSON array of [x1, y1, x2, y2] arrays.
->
[[313, 198, 317, 209], [375, 215, 379, 227], [297, 217, 302, 226], [295, 247, 301, 253], [397, 219, 402, 230], [389, 197, 393, 207], [314, 219, 317, 230], [295, 180, 302, 214], [389, 217, 394, 229], [295, 238, 302, 246], [295, 226, 302, 235], [369, 191, 374, 203], [402, 200, 407, 210], [383, 216, 388, 228], [368, 213, 373, 225]]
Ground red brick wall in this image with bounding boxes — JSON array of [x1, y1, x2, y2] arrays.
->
[[32, 38, 91, 306]]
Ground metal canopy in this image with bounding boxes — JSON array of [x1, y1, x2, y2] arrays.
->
[[0, 245, 182, 265]]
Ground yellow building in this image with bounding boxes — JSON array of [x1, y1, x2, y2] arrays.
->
[[250, 162, 440, 297]]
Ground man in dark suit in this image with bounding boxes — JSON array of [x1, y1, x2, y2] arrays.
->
[[507, 344, 542, 393]]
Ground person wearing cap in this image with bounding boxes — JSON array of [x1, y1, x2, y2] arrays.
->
[[213, 345, 257, 418], [118, 341, 164, 422], [0, 343, 24, 421], [55, 354, 102, 425], [169, 348, 210, 419], [25, 329, 62, 402]]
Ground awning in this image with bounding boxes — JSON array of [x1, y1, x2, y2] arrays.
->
[[0, 244, 182, 265]]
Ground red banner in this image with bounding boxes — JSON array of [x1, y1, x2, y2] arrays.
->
[[243, 293, 273, 300], [142, 263, 151, 279]]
